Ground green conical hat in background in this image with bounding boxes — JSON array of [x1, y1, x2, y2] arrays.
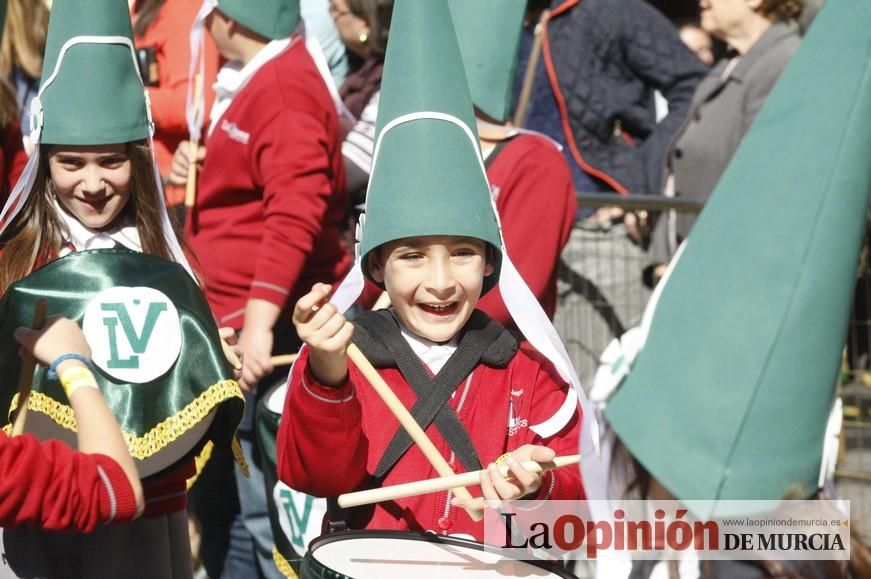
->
[[604, 0, 871, 516], [361, 0, 501, 292], [447, 0, 526, 123], [217, 0, 300, 41], [38, 0, 149, 145]]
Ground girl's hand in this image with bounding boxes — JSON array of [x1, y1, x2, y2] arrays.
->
[[293, 283, 353, 387], [14, 316, 91, 367], [451, 445, 556, 510]]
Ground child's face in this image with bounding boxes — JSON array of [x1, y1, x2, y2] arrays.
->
[[370, 235, 494, 343], [49, 144, 132, 231], [205, 9, 236, 60]]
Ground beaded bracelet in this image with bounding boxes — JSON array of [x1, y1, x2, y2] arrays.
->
[[59, 366, 99, 398], [47, 353, 93, 381]]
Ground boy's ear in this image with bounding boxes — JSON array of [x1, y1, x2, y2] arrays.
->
[[368, 253, 385, 284], [484, 262, 495, 277]]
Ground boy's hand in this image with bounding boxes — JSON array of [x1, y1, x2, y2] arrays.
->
[[293, 283, 353, 387], [218, 327, 243, 382], [238, 328, 272, 391], [167, 140, 207, 187], [451, 445, 556, 510], [14, 316, 91, 367]]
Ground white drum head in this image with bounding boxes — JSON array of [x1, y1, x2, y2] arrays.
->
[[309, 534, 571, 578]]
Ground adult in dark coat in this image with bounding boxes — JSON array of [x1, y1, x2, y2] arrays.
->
[[516, 0, 707, 196], [648, 0, 804, 275]]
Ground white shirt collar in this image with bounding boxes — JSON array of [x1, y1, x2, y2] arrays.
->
[[397, 317, 458, 375], [208, 36, 296, 135], [56, 201, 141, 256]]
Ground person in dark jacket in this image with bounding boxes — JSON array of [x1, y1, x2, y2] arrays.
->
[[517, 0, 706, 387], [514, 0, 707, 197]]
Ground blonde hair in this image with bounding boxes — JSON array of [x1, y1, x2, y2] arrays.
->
[[0, 0, 49, 80]]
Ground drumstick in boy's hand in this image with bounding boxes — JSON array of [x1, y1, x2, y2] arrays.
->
[[12, 299, 49, 436], [346, 344, 484, 521], [338, 454, 579, 509]]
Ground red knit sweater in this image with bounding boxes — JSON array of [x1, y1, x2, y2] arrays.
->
[[0, 432, 137, 531], [186, 39, 350, 329], [477, 134, 576, 325], [277, 341, 583, 542]]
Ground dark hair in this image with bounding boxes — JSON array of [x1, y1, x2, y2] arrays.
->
[[132, 0, 167, 38], [0, 141, 177, 294], [346, 0, 393, 58]]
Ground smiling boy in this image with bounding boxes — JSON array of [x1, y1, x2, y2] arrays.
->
[[276, 0, 582, 542]]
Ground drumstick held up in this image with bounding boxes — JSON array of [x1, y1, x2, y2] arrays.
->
[[338, 454, 580, 509], [12, 299, 49, 436], [184, 72, 204, 208], [346, 343, 484, 522]]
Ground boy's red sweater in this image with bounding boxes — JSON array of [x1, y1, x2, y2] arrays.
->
[[478, 134, 576, 325], [186, 39, 350, 329], [277, 342, 583, 542]]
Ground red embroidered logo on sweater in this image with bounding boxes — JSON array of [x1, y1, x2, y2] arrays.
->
[[220, 119, 250, 145]]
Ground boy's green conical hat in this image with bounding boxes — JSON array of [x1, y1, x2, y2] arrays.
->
[[38, 0, 149, 145], [604, 0, 871, 517], [448, 0, 526, 123], [360, 0, 502, 292], [217, 0, 300, 41]]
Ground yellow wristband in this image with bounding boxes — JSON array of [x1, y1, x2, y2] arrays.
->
[[59, 366, 99, 398]]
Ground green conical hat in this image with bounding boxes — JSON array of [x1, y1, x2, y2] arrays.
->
[[605, 0, 871, 517], [448, 0, 526, 123], [361, 0, 502, 292], [217, 0, 300, 41], [37, 0, 149, 145]]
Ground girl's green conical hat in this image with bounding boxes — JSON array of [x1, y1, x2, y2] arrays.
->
[[360, 0, 502, 293], [38, 0, 149, 145], [217, 0, 300, 41], [447, 0, 526, 123]]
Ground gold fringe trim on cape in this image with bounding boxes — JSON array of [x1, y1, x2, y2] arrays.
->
[[232, 435, 250, 477], [10, 380, 244, 460], [273, 547, 300, 579], [187, 440, 215, 490]]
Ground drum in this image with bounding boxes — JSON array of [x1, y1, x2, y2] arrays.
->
[[301, 530, 577, 579], [0, 249, 245, 478]]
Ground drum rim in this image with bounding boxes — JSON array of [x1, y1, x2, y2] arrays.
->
[[306, 530, 577, 578]]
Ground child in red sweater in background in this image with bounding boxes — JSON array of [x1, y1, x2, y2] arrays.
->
[[277, 0, 583, 543], [169, 1, 349, 576]]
